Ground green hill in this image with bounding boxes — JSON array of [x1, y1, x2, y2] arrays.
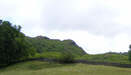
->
[[26, 36, 86, 56]]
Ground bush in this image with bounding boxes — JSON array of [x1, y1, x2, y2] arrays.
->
[[59, 52, 74, 63], [128, 50, 131, 62]]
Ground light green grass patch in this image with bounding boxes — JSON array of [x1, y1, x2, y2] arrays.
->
[[76, 54, 131, 64], [0, 61, 131, 75]]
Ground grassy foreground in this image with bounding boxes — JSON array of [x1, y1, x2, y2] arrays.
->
[[0, 61, 131, 75]]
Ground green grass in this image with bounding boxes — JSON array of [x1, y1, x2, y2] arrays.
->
[[0, 61, 131, 75], [32, 52, 64, 59], [76, 54, 131, 64], [31, 52, 74, 63]]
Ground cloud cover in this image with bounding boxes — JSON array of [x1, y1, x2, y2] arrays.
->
[[1, 0, 131, 54]]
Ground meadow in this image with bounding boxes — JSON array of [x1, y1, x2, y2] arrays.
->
[[76, 53, 131, 64], [0, 61, 131, 75]]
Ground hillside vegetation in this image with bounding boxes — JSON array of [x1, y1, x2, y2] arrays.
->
[[26, 36, 86, 56], [0, 61, 131, 75], [1, 20, 131, 75], [0, 20, 87, 66]]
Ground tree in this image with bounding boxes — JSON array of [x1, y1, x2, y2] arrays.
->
[[0, 20, 35, 65], [128, 45, 131, 61]]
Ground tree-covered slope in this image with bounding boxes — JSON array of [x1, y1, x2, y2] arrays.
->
[[26, 36, 86, 56]]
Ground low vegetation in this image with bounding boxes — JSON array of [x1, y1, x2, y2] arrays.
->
[[76, 53, 131, 64], [31, 52, 74, 63], [0, 61, 131, 75]]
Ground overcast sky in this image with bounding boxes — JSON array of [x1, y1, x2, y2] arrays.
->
[[1, 0, 131, 54]]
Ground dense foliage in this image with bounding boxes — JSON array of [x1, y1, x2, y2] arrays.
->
[[128, 50, 131, 61], [0, 20, 35, 65], [128, 45, 131, 62]]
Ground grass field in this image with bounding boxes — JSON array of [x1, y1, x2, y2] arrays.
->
[[0, 61, 131, 75], [76, 54, 131, 64]]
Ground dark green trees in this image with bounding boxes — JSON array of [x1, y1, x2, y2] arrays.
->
[[128, 45, 131, 61], [0, 20, 35, 65]]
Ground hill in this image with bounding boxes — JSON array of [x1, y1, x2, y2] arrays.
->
[[26, 36, 86, 56]]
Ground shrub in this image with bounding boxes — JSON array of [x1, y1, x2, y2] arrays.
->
[[128, 50, 131, 62], [59, 52, 74, 63]]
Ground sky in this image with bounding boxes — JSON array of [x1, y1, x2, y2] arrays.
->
[[1, 0, 131, 54]]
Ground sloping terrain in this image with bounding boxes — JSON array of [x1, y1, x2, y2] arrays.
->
[[0, 61, 131, 75], [26, 36, 86, 56]]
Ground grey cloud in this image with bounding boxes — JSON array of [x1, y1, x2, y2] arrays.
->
[[0, 2, 18, 19], [42, 0, 131, 37], [1, 0, 131, 37]]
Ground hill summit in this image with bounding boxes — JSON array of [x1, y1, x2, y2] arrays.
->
[[26, 36, 86, 56]]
